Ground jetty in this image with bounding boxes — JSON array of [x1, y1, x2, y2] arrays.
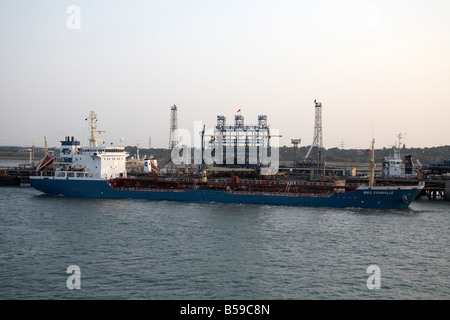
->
[[0, 165, 52, 186]]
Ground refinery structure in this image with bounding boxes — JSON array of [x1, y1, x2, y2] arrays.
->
[[166, 104, 279, 174], [163, 101, 425, 182], [164, 101, 324, 177], [207, 113, 272, 167]]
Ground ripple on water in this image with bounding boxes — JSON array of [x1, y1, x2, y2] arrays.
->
[[0, 188, 449, 299]]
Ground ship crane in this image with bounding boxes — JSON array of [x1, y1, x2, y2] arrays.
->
[[369, 139, 376, 187]]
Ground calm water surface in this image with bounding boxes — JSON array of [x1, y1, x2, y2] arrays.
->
[[0, 185, 449, 300]]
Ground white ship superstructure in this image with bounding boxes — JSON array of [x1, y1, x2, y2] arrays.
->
[[55, 136, 128, 179], [382, 146, 403, 177], [35, 111, 129, 180], [382, 133, 418, 178]]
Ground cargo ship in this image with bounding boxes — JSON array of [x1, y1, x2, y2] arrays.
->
[[30, 112, 424, 209]]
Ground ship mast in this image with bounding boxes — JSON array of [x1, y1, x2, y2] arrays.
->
[[87, 111, 102, 147], [44, 136, 48, 154], [369, 138, 376, 187], [396, 132, 405, 159]]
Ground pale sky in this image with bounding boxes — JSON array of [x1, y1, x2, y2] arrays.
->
[[1, 0, 449, 150]]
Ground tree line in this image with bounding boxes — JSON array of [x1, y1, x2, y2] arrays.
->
[[1, 145, 450, 165]]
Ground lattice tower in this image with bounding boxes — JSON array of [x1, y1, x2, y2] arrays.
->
[[304, 100, 324, 166], [169, 105, 178, 149]]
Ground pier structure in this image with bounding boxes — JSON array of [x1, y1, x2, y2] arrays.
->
[[0, 164, 52, 186]]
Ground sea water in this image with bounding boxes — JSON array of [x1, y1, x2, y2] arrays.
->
[[0, 185, 448, 300]]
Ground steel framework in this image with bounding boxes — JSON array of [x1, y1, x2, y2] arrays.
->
[[304, 100, 324, 167], [169, 105, 178, 149]]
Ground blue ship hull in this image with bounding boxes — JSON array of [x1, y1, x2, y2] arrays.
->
[[30, 177, 423, 209]]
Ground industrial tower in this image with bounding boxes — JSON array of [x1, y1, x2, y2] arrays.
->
[[169, 105, 178, 149], [304, 100, 325, 167]]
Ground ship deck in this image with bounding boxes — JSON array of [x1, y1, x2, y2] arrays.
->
[[109, 176, 358, 196]]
